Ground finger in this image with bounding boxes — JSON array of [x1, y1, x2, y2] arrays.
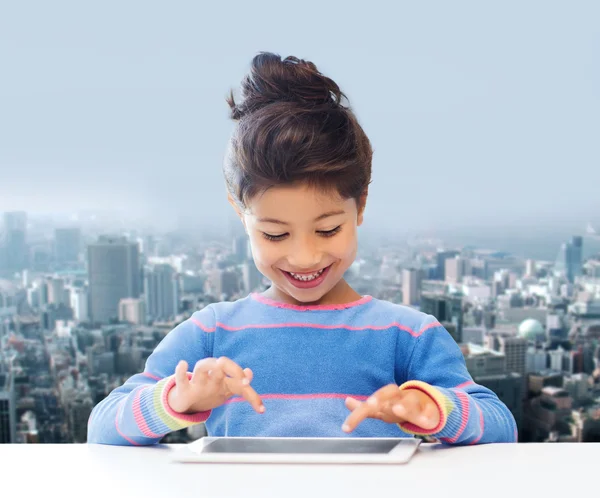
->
[[191, 361, 209, 385], [342, 402, 373, 433], [225, 377, 265, 414], [342, 385, 402, 433], [175, 360, 189, 387], [243, 368, 253, 383], [217, 357, 248, 384], [345, 397, 362, 411]]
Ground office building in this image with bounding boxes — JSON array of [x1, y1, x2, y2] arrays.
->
[[445, 257, 466, 284], [556, 236, 583, 283], [233, 235, 250, 263], [0, 362, 16, 444], [435, 250, 459, 280], [402, 268, 422, 306], [526, 347, 547, 373], [54, 228, 81, 267], [47, 277, 67, 306], [144, 264, 179, 322], [486, 330, 527, 382], [1, 211, 28, 272], [70, 287, 89, 322], [462, 327, 485, 346], [242, 260, 263, 293], [88, 236, 141, 323], [420, 293, 463, 343], [118, 298, 146, 325]]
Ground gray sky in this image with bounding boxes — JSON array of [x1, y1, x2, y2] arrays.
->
[[0, 0, 599, 233]]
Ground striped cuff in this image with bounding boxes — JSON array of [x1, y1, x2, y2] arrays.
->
[[136, 373, 211, 436], [397, 381, 453, 436]]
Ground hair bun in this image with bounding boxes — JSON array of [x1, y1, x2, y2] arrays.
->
[[228, 52, 346, 120]]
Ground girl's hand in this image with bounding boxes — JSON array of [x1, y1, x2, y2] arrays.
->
[[167, 357, 265, 415], [342, 384, 440, 433]]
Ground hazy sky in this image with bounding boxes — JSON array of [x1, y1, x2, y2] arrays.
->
[[1, 1, 599, 232]]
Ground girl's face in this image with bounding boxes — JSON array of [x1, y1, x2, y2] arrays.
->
[[233, 183, 365, 306]]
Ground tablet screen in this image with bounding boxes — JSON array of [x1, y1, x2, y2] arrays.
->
[[202, 438, 401, 454]]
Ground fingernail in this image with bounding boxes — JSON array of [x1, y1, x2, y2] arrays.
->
[[342, 424, 350, 432], [259, 405, 265, 413], [367, 397, 377, 406], [242, 378, 250, 385]]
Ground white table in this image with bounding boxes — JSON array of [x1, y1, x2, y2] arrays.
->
[[1, 442, 597, 498]]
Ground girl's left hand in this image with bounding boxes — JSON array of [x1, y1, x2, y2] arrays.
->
[[342, 384, 440, 433]]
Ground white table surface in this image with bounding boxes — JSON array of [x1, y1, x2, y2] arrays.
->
[[1, 442, 597, 498]]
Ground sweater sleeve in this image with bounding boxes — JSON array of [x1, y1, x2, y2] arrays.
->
[[397, 317, 518, 445], [87, 306, 216, 446]]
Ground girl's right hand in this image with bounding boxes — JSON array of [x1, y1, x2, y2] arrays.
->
[[167, 357, 265, 414]]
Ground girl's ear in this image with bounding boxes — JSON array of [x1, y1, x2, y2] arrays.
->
[[357, 189, 368, 226]]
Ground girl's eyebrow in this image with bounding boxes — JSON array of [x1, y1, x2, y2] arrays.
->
[[257, 210, 346, 225]]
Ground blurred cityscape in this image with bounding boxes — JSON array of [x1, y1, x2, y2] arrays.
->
[[1, 211, 600, 444]]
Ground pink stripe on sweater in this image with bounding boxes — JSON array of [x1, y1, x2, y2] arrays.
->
[[115, 399, 140, 446], [190, 317, 216, 332], [142, 372, 161, 381], [213, 321, 439, 337], [132, 387, 164, 439], [224, 393, 369, 404], [445, 390, 470, 444], [469, 401, 485, 445], [251, 293, 373, 311], [454, 380, 475, 389]]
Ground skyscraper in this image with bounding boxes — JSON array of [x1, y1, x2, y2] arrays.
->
[[1, 211, 28, 273], [556, 236, 584, 283], [88, 236, 141, 323], [435, 250, 459, 280], [402, 268, 421, 306], [144, 264, 179, 322], [0, 361, 16, 444], [54, 228, 82, 267], [420, 293, 463, 343]]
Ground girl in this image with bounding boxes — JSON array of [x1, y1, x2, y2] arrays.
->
[[87, 52, 517, 446]]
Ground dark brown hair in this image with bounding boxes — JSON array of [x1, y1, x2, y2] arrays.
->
[[224, 52, 372, 209]]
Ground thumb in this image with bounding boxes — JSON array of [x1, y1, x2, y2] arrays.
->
[[243, 368, 254, 383]]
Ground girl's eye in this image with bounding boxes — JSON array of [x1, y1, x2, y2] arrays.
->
[[262, 232, 288, 242], [318, 226, 342, 237]]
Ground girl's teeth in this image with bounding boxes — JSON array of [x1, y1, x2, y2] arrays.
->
[[289, 269, 325, 281]]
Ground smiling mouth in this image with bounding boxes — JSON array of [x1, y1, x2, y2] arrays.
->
[[287, 268, 326, 282]]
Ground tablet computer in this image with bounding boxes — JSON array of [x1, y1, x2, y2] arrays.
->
[[172, 437, 421, 464]]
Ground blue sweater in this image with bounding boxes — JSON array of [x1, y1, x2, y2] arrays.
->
[[87, 293, 517, 445]]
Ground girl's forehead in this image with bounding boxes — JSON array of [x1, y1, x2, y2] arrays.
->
[[247, 185, 355, 221]]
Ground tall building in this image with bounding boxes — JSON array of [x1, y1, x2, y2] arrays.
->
[[70, 287, 89, 322], [1, 211, 28, 273], [556, 236, 583, 283], [0, 361, 16, 444], [54, 228, 82, 267], [435, 250, 459, 280], [445, 257, 466, 284], [420, 293, 463, 343], [486, 330, 527, 377], [206, 269, 239, 298], [88, 236, 141, 323], [402, 268, 422, 306], [525, 259, 536, 277], [46, 277, 67, 306], [233, 235, 250, 263], [118, 298, 146, 325], [144, 264, 179, 322], [242, 260, 263, 293]]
